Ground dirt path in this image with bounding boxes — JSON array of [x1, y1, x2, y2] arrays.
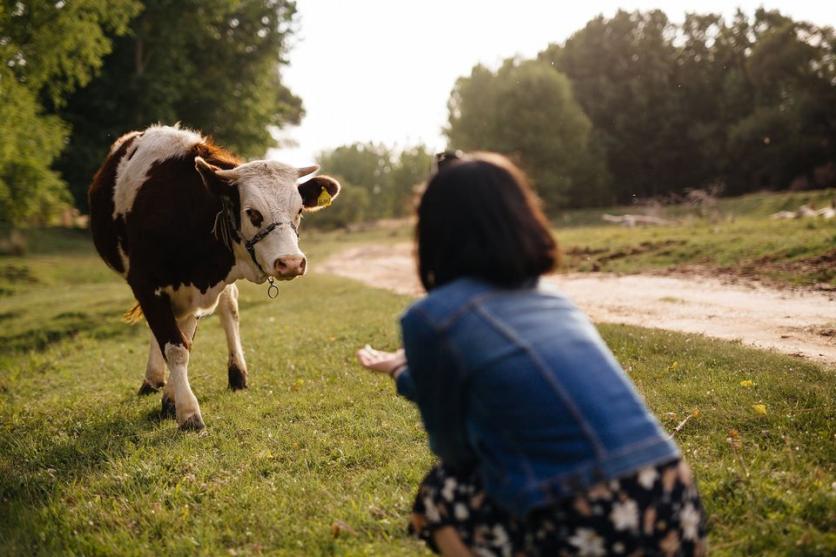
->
[[320, 243, 836, 366]]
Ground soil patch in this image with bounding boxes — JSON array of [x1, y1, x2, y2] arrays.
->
[[320, 243, 836, 366]]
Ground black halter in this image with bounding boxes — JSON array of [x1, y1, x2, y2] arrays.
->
[[245, 220, 298, 298], [244, 220, 299, 275], [212, 201, 298, 299]]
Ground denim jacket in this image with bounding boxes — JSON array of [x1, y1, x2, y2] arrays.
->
[[395, 277, 679, 518]]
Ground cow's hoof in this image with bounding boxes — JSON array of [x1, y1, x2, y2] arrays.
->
[[138, 380, 163, 396], [161, 394, 176, 419], [178, 414, 205, 431], [228, 363, 248, 391]]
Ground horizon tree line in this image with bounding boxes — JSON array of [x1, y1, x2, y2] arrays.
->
[[1, 4, 833, 228]]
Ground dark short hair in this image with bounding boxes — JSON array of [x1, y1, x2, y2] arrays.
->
[[417, 152, 558, 290]]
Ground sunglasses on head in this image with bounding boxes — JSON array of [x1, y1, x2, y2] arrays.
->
[[432, 150, 464, 174]]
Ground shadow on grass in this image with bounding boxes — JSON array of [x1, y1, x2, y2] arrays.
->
[[0, 387, 206, 552], [0, 408, 148, 502], [0, 310, 141, 356], [0, 396, 187, 552]]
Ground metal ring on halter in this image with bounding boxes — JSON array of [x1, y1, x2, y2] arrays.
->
[[267, 277, 279, 298], [242, 221, 299, 299]]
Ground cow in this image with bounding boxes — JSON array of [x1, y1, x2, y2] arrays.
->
[[89, 124, 340, 430]]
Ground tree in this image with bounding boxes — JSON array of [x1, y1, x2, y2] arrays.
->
[[0, 76, 67, 228], [446, 59, 611, 210], [723, 9, 836, 193], [540, 10, 690, 202], [389, 146, 433, 216], [316, 143, 394, 219], [312, 143, 433, 227], [541, 8, 836, 200], [0, 0, 139, 227], [56, 0, 303, 211]]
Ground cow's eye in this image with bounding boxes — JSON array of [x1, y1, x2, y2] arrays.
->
[[245, 208, 263, 227]]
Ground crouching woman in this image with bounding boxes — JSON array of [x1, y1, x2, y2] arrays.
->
[[357, 153, 707, 556]]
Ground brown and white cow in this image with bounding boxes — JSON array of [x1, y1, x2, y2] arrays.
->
[[89, 124, 340, 430]]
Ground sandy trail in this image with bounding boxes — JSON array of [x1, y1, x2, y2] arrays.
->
[[320, 243, 836, 366]]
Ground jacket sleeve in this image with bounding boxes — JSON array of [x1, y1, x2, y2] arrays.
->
[[394, 367, 417, 401], [401, 307, 475, 468]]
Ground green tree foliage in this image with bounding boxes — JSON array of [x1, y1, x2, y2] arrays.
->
[[0, 0, 139, 226], [446, 59, 611, 210], [316, 143, 393, 220], [389, 145, 433, 216], [539, 10, 690, 201], [0, 78, 67, 228], [56, 0, 304, 210], [313, 143, 433, 228], [540, 8, 835, 202], [722, 10, 836, 194]]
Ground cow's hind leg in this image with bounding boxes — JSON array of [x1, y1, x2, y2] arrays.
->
[[217, 284, 248, 390], [134, 286, 204, 430], [138, 334, 166, 395]]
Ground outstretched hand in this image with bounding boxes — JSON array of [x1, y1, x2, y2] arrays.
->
[[356, 345, 406, 375]]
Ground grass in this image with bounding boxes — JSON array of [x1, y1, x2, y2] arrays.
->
[[1, 228, 834, 556], [553, 188, 836, 227], [555, 217, 836, 287], [547, 188, 836, 288]]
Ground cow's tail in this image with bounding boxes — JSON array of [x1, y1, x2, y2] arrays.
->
[[122, 302, 144, 324]]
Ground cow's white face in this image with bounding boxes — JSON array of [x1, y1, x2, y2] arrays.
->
[[195, 157, 340, 282], [235, 160, 306, 280]]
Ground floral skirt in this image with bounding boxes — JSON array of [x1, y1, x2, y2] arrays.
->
[[409, 459, 707, 557]]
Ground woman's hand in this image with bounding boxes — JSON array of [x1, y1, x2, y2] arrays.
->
[[356, 344, 407, 376]]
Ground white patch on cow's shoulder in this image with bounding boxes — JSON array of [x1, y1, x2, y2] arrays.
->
[[112, 124, 204, 219]]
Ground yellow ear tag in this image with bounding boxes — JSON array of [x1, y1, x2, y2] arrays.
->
[[317, 189, 332, 207]]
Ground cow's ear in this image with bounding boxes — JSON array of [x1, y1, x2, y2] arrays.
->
[[299, 176, 341, 211], [195, 156, 237, 197]]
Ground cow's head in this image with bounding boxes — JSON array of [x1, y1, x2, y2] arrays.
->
[[195, 157, 340, 282]]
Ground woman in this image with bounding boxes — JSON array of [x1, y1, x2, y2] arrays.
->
[[357, 152, 706, 556]]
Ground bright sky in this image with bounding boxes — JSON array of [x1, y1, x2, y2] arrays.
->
[[271, 0, 835, 166]]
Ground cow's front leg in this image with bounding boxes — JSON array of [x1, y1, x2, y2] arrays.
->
[[133, 285, 204, 430], [160, 316, 199, 419], [138, 334, 166, 395], [217, 284, 248, 390], [161, 315, 203, 430]]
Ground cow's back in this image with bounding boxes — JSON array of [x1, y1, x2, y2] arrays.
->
[[88, 125, 240, 283]]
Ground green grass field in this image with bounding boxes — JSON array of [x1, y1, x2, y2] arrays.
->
[[556, 216, 835, 287], [1, 227, 834, 555], [554, 188, 836, 227], [552, 189, 836, 288]]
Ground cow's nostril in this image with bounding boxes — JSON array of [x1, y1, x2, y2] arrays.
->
[[273, 256, 306, 276]]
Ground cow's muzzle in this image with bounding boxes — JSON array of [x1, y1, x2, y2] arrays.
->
[[274, 255, 306, 279]]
